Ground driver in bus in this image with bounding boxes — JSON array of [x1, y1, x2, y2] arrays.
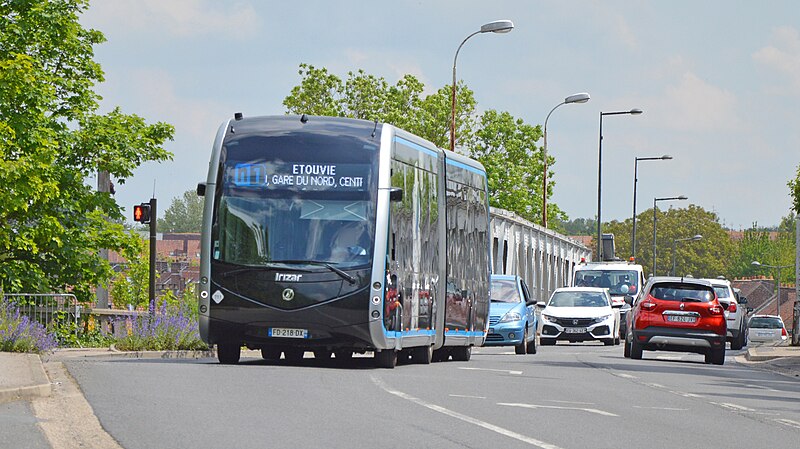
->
[[329, 222, 368, 262]]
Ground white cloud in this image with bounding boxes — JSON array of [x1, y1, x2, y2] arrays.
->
[[753, 26, 800, 94], [86, 0, 259, 40], [654, 72, 739, 131]]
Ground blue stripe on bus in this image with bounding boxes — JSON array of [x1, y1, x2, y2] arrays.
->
[[383, 329, 436, 338], [444, 330, 487, 337], [394, 136, 439, 158], [445, 158, 486, 176]]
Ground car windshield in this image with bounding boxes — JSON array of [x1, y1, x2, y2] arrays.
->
[[650, 283, 714, 302], [548, 291, 609, 307], [491, 279, 521, 303], [573, 269, 639, 295], [749, 317, 784, 329]]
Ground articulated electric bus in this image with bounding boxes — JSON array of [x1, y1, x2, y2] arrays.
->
[[197, 114, 491, 368]]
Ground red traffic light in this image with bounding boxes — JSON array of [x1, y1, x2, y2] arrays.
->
[[133, 203, 151, 223]]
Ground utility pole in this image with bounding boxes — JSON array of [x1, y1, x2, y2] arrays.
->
[[96, 170, 110, 309]]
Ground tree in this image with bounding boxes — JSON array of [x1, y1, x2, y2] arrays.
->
[[789, 163, 800, 214], [731, 217, 796, 284], [0, 0, 174, 301], [157, 189, 203, 233], [282, 64, 558, 225], [602, 205, 735, 278]]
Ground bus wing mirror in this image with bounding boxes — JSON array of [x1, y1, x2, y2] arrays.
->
[[389, 187, 403, 202], [197, 182, 206, 197]]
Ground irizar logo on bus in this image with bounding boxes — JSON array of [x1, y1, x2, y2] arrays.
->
[[275, 273, 303, 282]]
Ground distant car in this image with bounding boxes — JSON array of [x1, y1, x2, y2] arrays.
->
[[485, 275, 538, 354], [625, 277, 727, 365], [748, 315, 788, 344], [536, 287, 621, 346], [702, 278, 747, 350]]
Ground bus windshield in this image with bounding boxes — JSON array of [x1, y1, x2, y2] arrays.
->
[[573, 269, 639, 296], [212, 132, 379, 269]]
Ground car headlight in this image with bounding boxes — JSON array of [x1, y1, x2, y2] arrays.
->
[[542, 314, 556, 323], [593, 314, 613, 324], [500, 311, 522, 323]]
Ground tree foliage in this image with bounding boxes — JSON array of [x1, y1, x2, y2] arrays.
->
[[157, 189, 203, 233], [601, 205, 735, 278], [0, 0, 174, 301], [789, 163, 800, 214], [282, 64, 558, 224], [729, 217, 796, 284]]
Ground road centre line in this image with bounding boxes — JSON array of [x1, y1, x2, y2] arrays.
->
[[710, 402, 757, 412], [613, 373, 638, 379], [499, 402, 619, 417], [544, 400, 595, 405], [632, 406, 689, 411], [450, 394, 487, 399], [371, 376, 564, 449], [459, 367, 523, 375]]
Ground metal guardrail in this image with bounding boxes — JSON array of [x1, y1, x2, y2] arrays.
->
[[3, 293, 80, 339]]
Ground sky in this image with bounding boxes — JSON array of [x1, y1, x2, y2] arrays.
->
[[81, 0, 800, 230]]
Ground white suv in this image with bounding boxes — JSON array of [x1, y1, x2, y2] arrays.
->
[[703, 278, 747, 349]]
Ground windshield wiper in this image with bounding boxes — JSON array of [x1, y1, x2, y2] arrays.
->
[[269, 260, 357, 285], [680, 297, 703, 303]]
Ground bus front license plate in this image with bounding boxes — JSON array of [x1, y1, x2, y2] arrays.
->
[[268, 327, 308, 339]]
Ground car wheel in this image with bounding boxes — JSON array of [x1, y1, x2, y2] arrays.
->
[[623, 338, 631, 358], [731, 330, 744, 350], [614, 336, 621, 345], [375, 349, 398, 368], [515, 328, 528, 354], [630, 338, 643, 360], [603, 338, 614, 346], [540, 338, 556, 346], [711, 347, 725, 365], [526, 333, 537, 354]]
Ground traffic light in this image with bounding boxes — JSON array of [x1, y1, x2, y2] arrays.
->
[[133, 203, 151, 223]]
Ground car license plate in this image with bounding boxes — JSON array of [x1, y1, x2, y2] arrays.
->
[[564, 327, 586, 334], [268, 327, 308, 338], [757, 332, 772, 337], [666, 315, 696, 323]]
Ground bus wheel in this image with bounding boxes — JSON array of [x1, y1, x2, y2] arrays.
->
[[260, 348, 281, 360], [313, 349, 332, 360], [411, 345, 433, 364], [283, 348, 304, 362], [451, 346, 472, 362], [334, 350, 353, 361], [375, 349, 397, 368], [431, 348, 449, 362], [217, 343, 240, 365]]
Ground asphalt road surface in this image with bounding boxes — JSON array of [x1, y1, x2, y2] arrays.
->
[[62, 343, 800, 449]]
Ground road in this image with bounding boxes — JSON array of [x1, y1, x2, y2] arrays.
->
[[54, 344, 800, 449]]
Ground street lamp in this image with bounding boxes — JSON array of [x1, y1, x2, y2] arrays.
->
[[542, 92, 591, 228], [596, 108, 643, 260], [450, 19, 514, 152], [652, 195, 687, 275], [752, 260, 793, 317], [631, 155, 672, 261], [671, 234, 702, 276]]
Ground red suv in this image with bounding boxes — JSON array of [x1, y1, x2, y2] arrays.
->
[[624, 277, 727, 365]]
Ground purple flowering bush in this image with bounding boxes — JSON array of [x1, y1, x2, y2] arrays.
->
[[113, 300, 208, 351], [0, 301, 58, 353]]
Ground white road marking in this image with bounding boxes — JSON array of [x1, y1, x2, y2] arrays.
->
[[450, 394, 486, 399], [459, 367, 523, 375], [544, 400, 595, 405], [499, 402, 619, 417], [774, 418, 800, 430], [744, 384, 780, 393], [643, 382, 666, 389], [371, 377, 564, 449], [632, 406, 689, 411], [655, 355, 683, 361], [711, 402, 757, 412], [614, 373, 638, 379]]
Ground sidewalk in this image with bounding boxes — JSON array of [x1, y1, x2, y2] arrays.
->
[[737, 342, 800, 379], [0, 347, 215, 405]]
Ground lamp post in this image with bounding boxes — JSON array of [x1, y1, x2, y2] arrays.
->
[[450, 19, 514, 152], [542, 92, 591, 228], [596, 108, 643, 260], [652, 195, 687, 276], [752, 260, 792, 317], [671, 234, 702, 276], [631, 155, 672, 261]]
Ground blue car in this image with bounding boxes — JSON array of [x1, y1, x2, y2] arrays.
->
[[484, 275, 537, 354]]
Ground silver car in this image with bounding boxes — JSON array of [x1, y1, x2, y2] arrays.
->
[[748, 315, 788, 344], [703, 278, 747, 349]]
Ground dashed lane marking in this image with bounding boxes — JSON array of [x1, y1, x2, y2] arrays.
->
[[449, 394, 486, 399], [372, 376, 564, 449], [499, 402, 619, 417], [458, 367, 523, 375], [774, 418, 800, 430]]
